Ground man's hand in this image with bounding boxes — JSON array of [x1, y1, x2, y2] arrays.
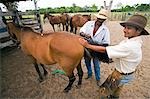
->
[[80, 32, 91, 39], [79, 38, 89, 47]]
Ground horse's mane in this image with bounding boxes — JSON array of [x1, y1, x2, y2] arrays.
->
[[21, 26, 35, 32], [82, 15, 89, 17], [10, 22, 43, 35], [9, 22, 32, 31]]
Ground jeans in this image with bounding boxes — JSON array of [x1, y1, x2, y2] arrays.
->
[[119, 73, 134, 87], [84, 56, 100, 81]]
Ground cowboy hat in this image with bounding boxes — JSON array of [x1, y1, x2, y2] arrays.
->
[[120, 15, 149, 35], [94, 9, 108, 19]]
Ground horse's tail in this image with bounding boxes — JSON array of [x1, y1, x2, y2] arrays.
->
[[70, 17, 73, 32], [84, 48, 92, 59]]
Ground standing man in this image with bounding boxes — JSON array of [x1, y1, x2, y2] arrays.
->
[[79, 9, 110, 86], [79, 14, 149, 98]]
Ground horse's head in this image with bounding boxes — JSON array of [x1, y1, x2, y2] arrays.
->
[[7, 22, 18, 38], [43, 13, 50, 24], [7, 22, 21, 45], [43, 13, 49, 19]]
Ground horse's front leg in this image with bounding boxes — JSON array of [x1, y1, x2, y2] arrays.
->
[[62, 24, 65, 31], [64, 74, 76, 93], [70, 25, 73, 32], [52, 24, 55, 32], [75, 27, 77, 34], [66, 23, 69, 31], [76, 61, 83, 87], [58, 24, 61, 31]]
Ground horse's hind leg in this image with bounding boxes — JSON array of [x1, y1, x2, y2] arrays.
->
[[64, 73, 76, 93], [34, 62, 44, 82], [76, 61, 83, 86], [40, 63, 48, 77]]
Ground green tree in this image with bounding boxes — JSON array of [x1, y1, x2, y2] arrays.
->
[[136, 4, 150, 11], [90, 4, 98, 12]]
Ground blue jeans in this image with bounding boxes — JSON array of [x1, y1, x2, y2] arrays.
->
[[119, 73, 134, 87], [84, 56, 100, 81]]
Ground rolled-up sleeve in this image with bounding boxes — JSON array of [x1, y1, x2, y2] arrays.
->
[[106, 44, 131, 59]]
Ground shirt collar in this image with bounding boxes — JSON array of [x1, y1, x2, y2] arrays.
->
[[123, 36, 143, 45]]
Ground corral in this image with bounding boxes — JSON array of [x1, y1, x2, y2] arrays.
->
[[1, 20, 150, 98]]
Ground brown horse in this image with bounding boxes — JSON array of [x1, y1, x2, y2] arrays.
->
[[70, 14, 91, 34], [43, 13, 61, 31], [60, 13, 71, 31], [43, 13, 70, 31], [7, 22, 84, 92]]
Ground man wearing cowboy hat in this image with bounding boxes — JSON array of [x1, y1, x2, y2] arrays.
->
[[79, 9, 110, 86], [79, 14, 149, 98]]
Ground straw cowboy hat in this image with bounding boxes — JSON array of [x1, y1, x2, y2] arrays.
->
[[94, 9, 109, 19], [120, 15, 149, 35]]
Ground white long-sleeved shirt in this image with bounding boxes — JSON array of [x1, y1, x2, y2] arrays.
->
[[106, 36, 143, 73], [80, 21, 110, 45]]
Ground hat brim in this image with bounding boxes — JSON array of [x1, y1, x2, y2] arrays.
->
[[94, 14, 107, 19], [120, 22, 149, 35]]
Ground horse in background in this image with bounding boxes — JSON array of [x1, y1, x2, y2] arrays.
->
[[43, 13, 61, 31], [70, 14, 91, 34], [43, 13, 70, 31], [7, 22, 84, 93], [60, 13, 71, 31]]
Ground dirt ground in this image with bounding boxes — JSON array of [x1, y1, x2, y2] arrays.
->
[[1, 21, 150, 99]]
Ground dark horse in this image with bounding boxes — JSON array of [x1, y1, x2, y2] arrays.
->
[[43, 13, 70, 31], [7, 22, 84, 92], [70, 14, 91, 34]]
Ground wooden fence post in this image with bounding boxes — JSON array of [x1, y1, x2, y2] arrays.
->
[[103, 0, 113, 21]]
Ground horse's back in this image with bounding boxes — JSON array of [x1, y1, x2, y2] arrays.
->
[[21, 32, 56, 64], [51, 32, 84, 56], [49, 15, 61, 24], [50, 32, 84, 67], [71, 14, 90, 27]]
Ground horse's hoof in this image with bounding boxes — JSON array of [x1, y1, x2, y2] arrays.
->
[[63, 89, 69, 93], [63, 87, 71, 93], [75, 85, 81, 89], [43, 74, 48, 80], [38, 78, 44, 83]]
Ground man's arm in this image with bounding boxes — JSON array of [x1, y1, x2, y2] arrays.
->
[[79, 38, 106, 53]]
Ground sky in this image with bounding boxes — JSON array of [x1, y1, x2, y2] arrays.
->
[[0, 0, 150, 12]]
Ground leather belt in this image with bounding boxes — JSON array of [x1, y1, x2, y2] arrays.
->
[[115, 69, 134, 75], [120, 71, 134, 75]]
